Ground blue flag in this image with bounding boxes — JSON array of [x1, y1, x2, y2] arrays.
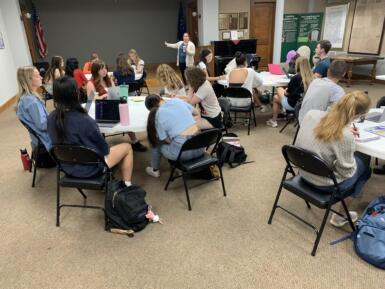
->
[[177, 1, 186, 41]]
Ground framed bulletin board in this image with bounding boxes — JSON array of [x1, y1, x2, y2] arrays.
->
[[348, 0, 385, 55], [323, 4, 349, 49]]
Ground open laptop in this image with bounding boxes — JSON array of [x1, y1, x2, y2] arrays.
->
[[107, 87, 120, 100], [268, 64, 284, 75], [281, 67, 292, 79], [365, 110, 385, 123], [95, 99, 120, 126]]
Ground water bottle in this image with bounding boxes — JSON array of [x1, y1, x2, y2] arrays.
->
[[119, 98, 129, 126], [20, 148, 31, 171]]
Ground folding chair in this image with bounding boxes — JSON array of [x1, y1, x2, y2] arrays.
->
[[50, 145, 112, 227], [268, 145, 356, 256], [164, 129, 226, 210]]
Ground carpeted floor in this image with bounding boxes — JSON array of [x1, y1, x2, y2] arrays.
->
[[1, 81, 385, 289]]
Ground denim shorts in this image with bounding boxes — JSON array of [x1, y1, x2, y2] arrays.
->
[[282, 96, 295, 111]]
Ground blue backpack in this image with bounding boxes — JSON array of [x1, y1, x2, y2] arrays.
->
[[353, 196, 385, 269]]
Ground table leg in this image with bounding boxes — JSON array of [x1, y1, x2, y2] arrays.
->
[[370, 62, 377, 85], [347, 63, 353, 87]]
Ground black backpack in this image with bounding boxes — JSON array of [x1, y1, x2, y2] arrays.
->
[[105, 180, 149, 232], [216, 133, 248, 167]]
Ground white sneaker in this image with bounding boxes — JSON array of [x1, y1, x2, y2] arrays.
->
[[260, 105, 269, 113], [329, 211, 358, 227], [145, 167, 160, 178], [266, 119, 278, 128]]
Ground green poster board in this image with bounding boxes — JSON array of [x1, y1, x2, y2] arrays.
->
[[281, 13, 323, 65]]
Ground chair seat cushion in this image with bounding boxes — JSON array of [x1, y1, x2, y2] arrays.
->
[[283, 175, 354, 209], [59, 174, 106, 190], [172, 153, 218, 172]]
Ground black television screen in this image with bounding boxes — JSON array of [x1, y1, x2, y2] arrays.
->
[[213, 39, 257, 56]]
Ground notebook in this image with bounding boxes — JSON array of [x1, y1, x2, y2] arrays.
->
[[355, 130, 380, 142], [365, 125, 385, 137], [268, 64, 284, 75], [95, 99, 120, 124]]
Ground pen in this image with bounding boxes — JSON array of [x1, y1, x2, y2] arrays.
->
[[353, 123, 360, 138]]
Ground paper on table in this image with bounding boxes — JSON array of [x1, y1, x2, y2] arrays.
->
[[365, 125, 385, 137], [355, 130, 380, 142]]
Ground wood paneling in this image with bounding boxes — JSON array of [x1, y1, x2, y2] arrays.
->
[[250, 1, 276, 69]]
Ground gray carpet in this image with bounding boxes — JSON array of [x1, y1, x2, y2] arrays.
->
[[1, 82, 385, 289]]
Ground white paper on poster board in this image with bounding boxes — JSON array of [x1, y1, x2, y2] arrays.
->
[[323, 4, 349, 48], [230, 30, 238, 40], [0, 31, 5, 49]]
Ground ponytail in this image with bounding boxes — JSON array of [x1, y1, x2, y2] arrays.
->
[[147, 107, 159, 147], [314, 91, 370, 142]]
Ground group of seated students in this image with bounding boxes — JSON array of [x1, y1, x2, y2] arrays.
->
[[15, 38, 374, 227]]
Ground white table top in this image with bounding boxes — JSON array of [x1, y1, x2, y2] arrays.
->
[[217, 71, 290, 87], [85, 72, 143, 81], [355, 108, 385, 160], [87, 96, 149, 134]]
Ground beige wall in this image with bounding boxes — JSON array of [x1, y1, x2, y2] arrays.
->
[[218, 0, 250, 39]]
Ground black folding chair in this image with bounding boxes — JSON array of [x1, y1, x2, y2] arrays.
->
[[224, 86, 256, 135], [50, 145, 112, 227], [164, 129, 226, 210], [19, 119, 54, 187], [279, 95, 303, 134], [217, 97, 231, 134], [268, 145, 356, 256]]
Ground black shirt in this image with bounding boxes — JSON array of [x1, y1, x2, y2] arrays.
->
[[286, 74, 304, 108], [48, 110, 109, 178]]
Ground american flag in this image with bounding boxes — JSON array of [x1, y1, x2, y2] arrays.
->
[[31, 2, 48, 58]]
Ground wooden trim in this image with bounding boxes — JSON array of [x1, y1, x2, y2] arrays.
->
[[0, 95, 17, 114]]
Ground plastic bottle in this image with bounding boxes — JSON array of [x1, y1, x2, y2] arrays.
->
[[20, 148, 31, 171], [119, 98, 129, 126]]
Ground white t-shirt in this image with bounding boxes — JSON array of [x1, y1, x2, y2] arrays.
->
[[165, 86, 186, 97], [226, 68, 263, 106], [131, 59, 145, 73], [197, 61, 207, 71], [195, 80, 221, 118]]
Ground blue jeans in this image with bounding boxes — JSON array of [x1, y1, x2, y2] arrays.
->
[[308, 153, 372, 198], [151, 135, 204, 170]]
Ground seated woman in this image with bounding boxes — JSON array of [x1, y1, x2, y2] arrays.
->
[[43, 56, 65, 95], [144, 94, 204, 178], [48, 76, 133, 186], [86, 60, 114, 100], [128, 49, 144, 75], [113, 53, 135, 89], [266, 56, 314, 128], [156, 64, 186, 97], [226, 52, 265, 110], [197, 48, 225, 98], [296, 91, 372, 227], [65, 57, 88, 102], [16, 66, 52, 151], [83, 52, 99, 74], [185, 67, 222, 130]]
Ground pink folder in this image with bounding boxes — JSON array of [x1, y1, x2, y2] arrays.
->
[[268, 64, 284, 75]]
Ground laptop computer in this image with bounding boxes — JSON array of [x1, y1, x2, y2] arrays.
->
[[95, 99, 120, 125], [282, 67, 292, 79], [85, 90, 95, 112], [107, 87, 120, 100], [365, 110, 385, 123], [268, 64, 284, 75]]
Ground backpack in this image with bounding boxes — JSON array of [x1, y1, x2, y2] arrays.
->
[[330, 196, 385, 269], [353, 196, 385, 269], [105, 180, 149, 232], [216, 133, 248, 167]]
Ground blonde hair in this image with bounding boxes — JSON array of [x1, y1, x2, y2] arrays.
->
[[16, 66, 40, 104], [314, 91, 371, 142], [128, 49, 141, 65], [156, 64, 184, 91], [295, 56, 314, 93]]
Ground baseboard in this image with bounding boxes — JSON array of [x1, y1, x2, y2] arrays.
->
[[0, 95, 17, 114]]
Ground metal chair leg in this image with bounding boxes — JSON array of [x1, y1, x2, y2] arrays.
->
[[305, 201, 311, 209], [311, 206, 332, 256], [268, 168, 289, 224], [32, 161, 37, 188], [164, 167, 176, 191], [279, 118, 292, 133], [340, 199, 356, 231], [77, 188, 87, 199], [252, 107, 257, 126], [182, 173, 192, 211], [56, 168, 61, 227], [292, 125, 300, 145], [218, 164, 227, 197]]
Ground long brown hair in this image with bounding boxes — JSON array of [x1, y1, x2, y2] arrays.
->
[[91, 60, 112, 91], [314, 91, 371, 142], [145, 95, 162, 147], [116, 52, 133, 76], [295, 56, 314, 93], [156, 64, 184, 92], [44, 56, 64, 83]]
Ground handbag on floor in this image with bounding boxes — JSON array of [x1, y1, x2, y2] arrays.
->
[[216, 133, 248, 168]]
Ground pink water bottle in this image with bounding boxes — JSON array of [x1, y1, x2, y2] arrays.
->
[[119, 100, 129, 126]]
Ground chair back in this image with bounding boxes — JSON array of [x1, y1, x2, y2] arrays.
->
[[282, 145, 336, 180], [224, 86, 252, 99], [51, 145, 107, 167], [179, 129, 220, 153], [217, 97, 231, 130], [294, 94, 304, 119], [376, 96, 385, 108]]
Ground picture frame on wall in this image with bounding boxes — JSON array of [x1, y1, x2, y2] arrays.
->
[[237, 31, 244, 39], [222, 31, 231, 40], [238, 12, 248, 29], [228, 13, 238, 30], [219, 14, 230, 30]]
